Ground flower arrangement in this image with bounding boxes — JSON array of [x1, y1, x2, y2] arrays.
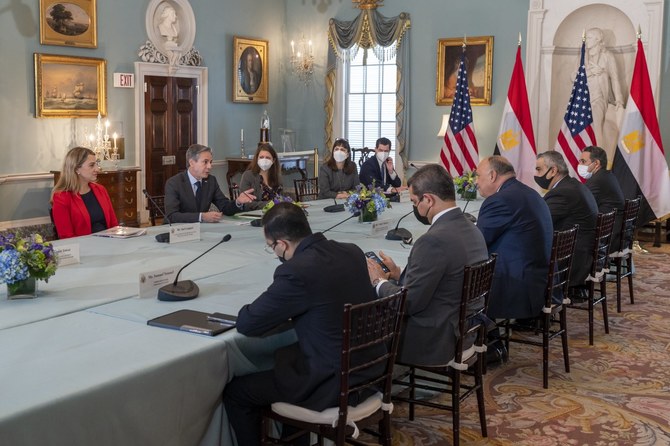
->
[[453, 171, 478, 199], [345, 183, 389, 220], [0, 233, 58, 288], [261, 195, 303, 214]]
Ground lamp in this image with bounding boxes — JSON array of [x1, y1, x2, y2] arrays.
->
[[290, 35, 314, 84], [81, 113, 120, 169], [437, 114, 449, 137]]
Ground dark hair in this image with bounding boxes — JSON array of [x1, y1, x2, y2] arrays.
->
[[248, 142, 281, 188], [325, 138, 357, 174], [537, 151, 569, 176], [583, 146, 608, 168], [487, 155, 516, 176], [262, 202, 312, 242], [407, 164, 455, 201], [376, 137, 392, 149], [186, 144, 212, 167]]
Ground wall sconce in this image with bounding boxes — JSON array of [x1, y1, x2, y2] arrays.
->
[[290, 35, 314, 84]]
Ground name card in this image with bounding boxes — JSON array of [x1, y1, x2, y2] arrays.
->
[[54, 243, 80, 266], [139, 266, 178, 298], [370, 219, 391, 237], [169, 223, 200, 243], [398, 189, 411, 203]]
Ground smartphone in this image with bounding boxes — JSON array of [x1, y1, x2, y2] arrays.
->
[[207, 312, 237, 325], [365, 251, 390, 273]]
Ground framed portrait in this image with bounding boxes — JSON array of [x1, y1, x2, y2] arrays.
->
[[233, 36, 269, 103], [39, 0, 97, 48], [436, 36, 493, 106], [34, 53, 107, 118]]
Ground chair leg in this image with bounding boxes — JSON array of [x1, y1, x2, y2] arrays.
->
[[408, 367, 416, 421], [588, 283, 595, 346], [560, 309, 570, 374], [452, 371, 461, 446], [627, 257, 635, 305], [475, 360, 487, 437], [615, 258, 622, 313], [380, 411, 392, 446], [600, 280, 609, 334], [542, 313, 550, 389]]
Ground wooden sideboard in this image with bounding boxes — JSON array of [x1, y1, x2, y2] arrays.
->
[[51, 168, 140, 227]]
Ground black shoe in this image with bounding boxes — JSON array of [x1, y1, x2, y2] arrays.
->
[[486, 340, 508, 366], [569, 288, 590, 303]]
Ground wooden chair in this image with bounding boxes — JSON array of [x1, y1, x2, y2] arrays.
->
[[393, 254, 497, 446], [261, 289, 407, 446], [610, 197, 641, 313], [293, 178, 319, 202], [145, 194, 166, 226], [502, 226, 578, 389], [49, 208, 59, 240], [229, 182, 241, 200], [567, 211, 617, 346], [351, 147, 375, 172]]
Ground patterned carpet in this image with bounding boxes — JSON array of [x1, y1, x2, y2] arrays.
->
[[378, 244, 670, 445]]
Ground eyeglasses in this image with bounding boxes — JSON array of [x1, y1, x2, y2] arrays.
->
[[264, 241, 277, 254]]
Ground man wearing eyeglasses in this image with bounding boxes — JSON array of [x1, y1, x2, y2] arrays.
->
[[359, 137, 402, 191]]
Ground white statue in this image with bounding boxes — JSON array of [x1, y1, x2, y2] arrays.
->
[[158, 4, 179, 48]]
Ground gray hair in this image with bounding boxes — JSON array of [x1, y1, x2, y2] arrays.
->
[[186, 144, 212, 166], [537, 151, 569, 176], [486, 155, 516, 176]]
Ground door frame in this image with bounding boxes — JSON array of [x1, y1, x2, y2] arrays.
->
[[134, 62, 208, 224]]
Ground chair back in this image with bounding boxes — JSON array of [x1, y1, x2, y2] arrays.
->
[[350, 147, 375, 172], [145, 194, 166, 226], [337, 290, 407, 435], [49, 208, 59, 240], [293, 178, 319, 202], [546, 225, 578, 307], [454, 254, 497, 365], [229, 183, 241, 200], [616, 196, 642, 253], [590, 211, 617, 275]]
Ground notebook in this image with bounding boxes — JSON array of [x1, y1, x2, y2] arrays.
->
[[147, 309, 237, 336]]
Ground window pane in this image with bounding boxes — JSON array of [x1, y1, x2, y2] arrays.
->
[[349, 66, 365, 93], [348, 122, 363, 148], [364, 94, 380, 120], [365, 65, 380, 93], [364, 122, 380, 147], [380, 94, 395, 121], [382, 65, 397, 92], [348, 95, 364, 121]]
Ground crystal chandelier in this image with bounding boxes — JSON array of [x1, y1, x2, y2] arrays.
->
[[290, 36, 314, 84], [81, 113, 120, 168], [352, 0, 383, 9]]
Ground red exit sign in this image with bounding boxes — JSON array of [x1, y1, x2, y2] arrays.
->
[[113, 73, 134, 88]]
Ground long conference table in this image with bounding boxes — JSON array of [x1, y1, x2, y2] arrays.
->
[[0, 198, 481, 446]]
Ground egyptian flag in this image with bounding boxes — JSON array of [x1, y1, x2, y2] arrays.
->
[[494, 42, 537, 188], [612, 37, 670, 225]]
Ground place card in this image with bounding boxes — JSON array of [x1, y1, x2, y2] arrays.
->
[[54, 243, 80, 266], [139, 266, 179, 299], [370, 219, 391, 237], [169, 223, 201, 243], [398, 189, 411, 203]]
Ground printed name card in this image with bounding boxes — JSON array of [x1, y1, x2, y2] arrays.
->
[[169, 223, 200, 243], [54, 243, 80, 266], [139, 266, 179, 298], [370, 219, 391, 237], [398, 189, 411, 203]]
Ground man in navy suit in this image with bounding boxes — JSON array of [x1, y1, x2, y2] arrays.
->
[[475, 156, 553, 319], [224, 202, 378, 446], [164, 144, 255, 223], [358, 137, 402, 191]]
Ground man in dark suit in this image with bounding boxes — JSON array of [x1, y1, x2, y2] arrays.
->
[[535, 151, 598, 286], [164, 144, 255, 223], [579, 146, 625, 249], [475, 156, 553, 319], [224, 202, 377, 446], [366, 164, 489, 365], [358, 137, 402, 191]]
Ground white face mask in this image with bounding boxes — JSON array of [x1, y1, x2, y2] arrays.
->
[[333, 150, 348, 163], [257, 158, 273, 171], [376, 151, 389, 163], [577, 163, 592, 179]]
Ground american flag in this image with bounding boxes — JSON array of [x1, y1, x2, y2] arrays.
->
[[440, 47, 478, 177], [555, 40, 596, 181]]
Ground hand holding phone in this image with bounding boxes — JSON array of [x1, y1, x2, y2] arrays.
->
[[365, 251, 390, 273]]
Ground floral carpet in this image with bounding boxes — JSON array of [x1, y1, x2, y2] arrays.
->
[[378, 247, 670, 445]]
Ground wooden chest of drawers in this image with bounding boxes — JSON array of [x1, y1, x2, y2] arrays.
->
[[51, 168, 140, 227]]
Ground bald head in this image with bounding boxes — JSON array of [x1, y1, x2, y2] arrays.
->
[[475, 156, 516, 198]]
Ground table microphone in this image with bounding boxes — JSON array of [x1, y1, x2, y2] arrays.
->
[[324, 198, 345, 213], [143, 189, 171, 243], [386, 209, 413, 241], [321, 211, 361, 234], [157, 234, 232, 301]]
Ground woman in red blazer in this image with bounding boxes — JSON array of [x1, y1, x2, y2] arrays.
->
[[50, 147, 118, 239]]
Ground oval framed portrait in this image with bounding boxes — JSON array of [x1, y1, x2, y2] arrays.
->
[[233, 37, 269, 103], [39, 0, 97, 48]]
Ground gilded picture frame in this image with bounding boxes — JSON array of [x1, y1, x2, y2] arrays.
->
[[34, 53, 107, 118], [39, 0, 97, 48], [436, 36, 493, 106], [233, 36, 269, 103]]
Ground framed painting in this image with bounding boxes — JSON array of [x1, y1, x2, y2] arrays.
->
[[233, 36, 269, 103], [436, 36, 493, 106], [39, 0, 97, 48], [34, 53, 107, 118]]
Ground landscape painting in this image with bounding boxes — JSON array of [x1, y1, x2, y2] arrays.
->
[[40, 0, 97, 48]]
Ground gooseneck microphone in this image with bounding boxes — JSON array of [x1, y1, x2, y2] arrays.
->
[[321, 211, 361, 234], [324, 198, 345, 213], [386, 209, 414, 241], [157, 234, 232, 301], [143, 189, 171, 243], [462, 197, 477, 224]]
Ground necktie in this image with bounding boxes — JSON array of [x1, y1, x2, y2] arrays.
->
[[195, 181, 203, 210]]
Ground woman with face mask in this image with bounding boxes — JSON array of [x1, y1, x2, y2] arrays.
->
[[240, 142, 283, 204], [318, 138, 360, 199]]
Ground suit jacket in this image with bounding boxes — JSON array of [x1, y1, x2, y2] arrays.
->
[[318, 164, 360, 199], [378, 208, 488, 366], [239, 170, 282, 202], [585, 168, 625, 250], [359, 156, 401, 190], [164, 171, 239, 223], [236, 233, 378, 411], [477, 178, 553, 319], [52, 182, 118, 239], [544, 176, 599, 286]]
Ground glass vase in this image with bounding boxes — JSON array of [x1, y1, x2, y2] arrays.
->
[[359, 206, 378, 223], [7, 277, 38, 299], [460, 190, 477, 200]]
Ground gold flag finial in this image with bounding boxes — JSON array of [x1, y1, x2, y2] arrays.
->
[[352, 0, 383, 9]]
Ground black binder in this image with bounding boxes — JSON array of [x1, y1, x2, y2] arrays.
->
[[147, 309, 237, 336]]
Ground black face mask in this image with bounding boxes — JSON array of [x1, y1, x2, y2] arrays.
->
[[413, 200, 431, 225], [277, 244, 287, 263], [534, 169, 552, 189]]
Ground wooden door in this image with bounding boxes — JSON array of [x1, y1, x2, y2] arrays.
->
[[144, 75, 197, 197]]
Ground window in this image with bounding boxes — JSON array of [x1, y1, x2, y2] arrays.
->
[[345, 47, 397, 160]]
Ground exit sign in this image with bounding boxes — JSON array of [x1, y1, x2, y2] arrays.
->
[[113, 73, 134, 88]]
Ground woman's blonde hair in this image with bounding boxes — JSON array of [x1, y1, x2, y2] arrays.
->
[[50, 146, 96, 202]]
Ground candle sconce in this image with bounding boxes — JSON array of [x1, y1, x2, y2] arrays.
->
[[80, 114, 121, 169]]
